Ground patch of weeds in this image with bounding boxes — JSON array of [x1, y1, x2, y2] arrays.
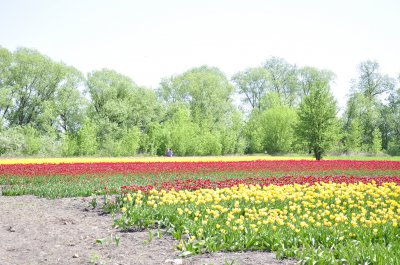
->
[[89, 251, 102, 264], [89, 198, 98, 209], [95, 234, 121, 247], [224, 259, 239, 265]]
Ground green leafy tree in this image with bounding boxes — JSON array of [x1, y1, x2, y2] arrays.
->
[[345, 118, 363, 152], [244, 92, 297, 154], [381, 77, 400, 153], [198, 131, 222, 155], [21, 125, 42, 155], [261, 104, 298, 154], [298, 67, 335, 97], [355, 61, 394, 100], [54, 66, 87, 134], [232, 67, 270, 111], [344, 61, 395, 152], [220, 111, 246, 154], [87, 69, 162, 153], [140, 122, 164, 155], [0, 47, 86, 139], [61, 133, 79, 156], [78, 120, 98, 155], [244, 110, 264, 153], [129, 87, 163, 130], [0, 127, 24, 155], [159, 66, 243, 155], [263, 57, 299, 106], [371, 128, 382, 154], [87, 69, 138, 126], [159, 66, 235, 129], [0, 47, 13, 127], [163, 106, 197, 156], [344, 93, 380, 151], [7, 48, 63, 128], [119, 127, 141, 156], [296, 68, 339, 160]]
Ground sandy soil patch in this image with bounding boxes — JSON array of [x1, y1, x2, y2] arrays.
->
[[0, 195, 296, 265]]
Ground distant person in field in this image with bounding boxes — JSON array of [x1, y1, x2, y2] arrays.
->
[[166, 148, 173, 157]]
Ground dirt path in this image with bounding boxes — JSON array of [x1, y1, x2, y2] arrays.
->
[[0, 195, 296, 265]]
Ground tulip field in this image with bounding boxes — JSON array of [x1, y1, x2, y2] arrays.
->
[[1, 157, 400, 264]]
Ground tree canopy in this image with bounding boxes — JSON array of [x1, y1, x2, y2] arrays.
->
[[296, 68, 339, 160], [0, 46, 399, 158]]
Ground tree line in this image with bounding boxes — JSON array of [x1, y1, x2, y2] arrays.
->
[[0, 47, 399, 159]]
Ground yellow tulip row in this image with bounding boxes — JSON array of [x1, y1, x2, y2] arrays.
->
[[0, 155, 311, 165], [122, 181, 400, 235]]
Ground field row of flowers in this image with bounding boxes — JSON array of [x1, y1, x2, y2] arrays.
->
[[0, 155, 311, 165], [1, 160, 400, 199], [1, 160, 400, 177], [121, 175, 400, 193], [116, 179, 400, 264], [1, 158, 400, 263]]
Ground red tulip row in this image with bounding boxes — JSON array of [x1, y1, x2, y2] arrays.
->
[[121, 175, 400, 193], [1, 160, 400, 177]]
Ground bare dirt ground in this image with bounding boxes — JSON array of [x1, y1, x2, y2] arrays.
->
[[0, 195, 297, 265]]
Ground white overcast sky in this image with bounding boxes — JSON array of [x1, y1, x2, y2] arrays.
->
[[1, 0, 399, 110]]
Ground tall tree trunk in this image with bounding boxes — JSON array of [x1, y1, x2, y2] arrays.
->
[[314, 148, 322, 160]]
